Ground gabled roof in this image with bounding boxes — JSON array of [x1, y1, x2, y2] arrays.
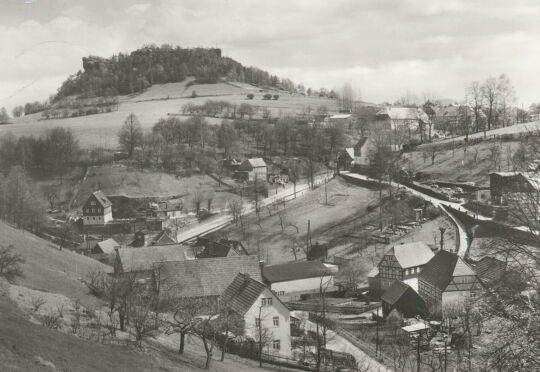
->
[[91, 191, 112, 208], [344, 148, 355, 160], [381, 281, 414, 305], [419, 250, 477, 290], [367, 266, 379, 278], [153, 230, 177, 245], [383, 242, 434, 269], [95, 238, 119, 255], [245, 158, 267, 168], [155, 255, 262, 298], [117, 244, 192, 272], [262, 261, 334, 283], [375, 107, 429, 123], [221, 273, 269, 315], [354, 137, 369, 150], [474, 256, 507, 285]]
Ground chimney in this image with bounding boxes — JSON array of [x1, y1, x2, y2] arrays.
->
[[259, 260, 265, 277]]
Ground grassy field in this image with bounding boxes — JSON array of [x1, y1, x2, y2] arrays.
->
[[213, 177, 379, 264], [0, 222, 108, 308], [0, 80, 339, 149], [72, 164, 237, 210], [403, 139, 522, 184]]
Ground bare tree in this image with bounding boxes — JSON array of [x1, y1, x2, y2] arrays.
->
[[466, 81, 484, 133], [192, 190, 204, 215], [118, 113, 143, 158], [227, 198, 244, 224]]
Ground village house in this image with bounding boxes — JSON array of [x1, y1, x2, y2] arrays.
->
[[152, 255, 262, 299], [338, 137, 375, 171], [418, 250, 483, 317], [433, 105, 485, 137], [374, 107, 430, 149], [194, 237, 248, 258], [381, 280, 427, 318], [371, 242, 435, 295], [77, 237, 119, 256], [130, 229, 177, 247], [150, 200, 183, 219], [262, 261, 338, 300], [237, 158, 268, 182], [221, 273, 291, 357], [82, 191, 113, 225], [114, 244, 195, 274]]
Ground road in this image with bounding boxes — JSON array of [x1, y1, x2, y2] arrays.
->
[[340, 171, 470, 257], [176, 174, 330, 243], [418, 120, 540, 148]]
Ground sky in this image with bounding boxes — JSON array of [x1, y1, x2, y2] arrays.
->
[[1, 0, 540, 111]]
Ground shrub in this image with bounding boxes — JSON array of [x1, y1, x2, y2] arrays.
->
[[0, 244, 25, 282], [191, 90, 198, 98], [41, 314, 63, 330], [31, 297, 46, 312], [263, 93, 272, 100], [246, 93, 254, 100], [424, 205, 441, 219], [273, 94, 280, 100]]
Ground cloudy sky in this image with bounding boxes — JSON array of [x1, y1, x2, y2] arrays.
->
[[1, 0, 540, 110]]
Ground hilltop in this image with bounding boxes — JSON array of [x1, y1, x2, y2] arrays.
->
[[55, 45, 298, 100]]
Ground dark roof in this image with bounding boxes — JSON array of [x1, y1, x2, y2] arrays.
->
[[156, 255, 262, 298], [474, 256, 507, 285], [381, 281, 412, 305], [221, 273, 268, 315], [263, 261, 334, 283], [419, 250, 476, 290], [92, 191, 112, 208], [196, 237, 233, 258], [354, 137, 369, 150], [153, 230, 177, 245]]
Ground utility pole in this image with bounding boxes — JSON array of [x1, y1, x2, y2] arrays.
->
[[324, 178, 328, 205], [439, 227, 447, 251], [416, 329, 421, 372]]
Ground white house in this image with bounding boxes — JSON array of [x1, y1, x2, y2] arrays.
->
[[82, 191, 113, 225], [373, 242, 435, 293], [221, 273, 291, 357], [262, 261, 338, 300], [238, 158, 268, 182]]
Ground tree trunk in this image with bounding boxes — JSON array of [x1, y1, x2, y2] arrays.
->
[[203, 338, 213, 369], [179, 332, 185, 354]]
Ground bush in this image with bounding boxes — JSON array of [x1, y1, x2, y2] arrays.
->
[[191, 90, 198, 98], [263, 93, 272, 100], [424, 205, 441, 219], [40, 314, 63, 330], [0, 244, 25, 282], [246, 93, 254, 100], [273, 94, 280, 100]]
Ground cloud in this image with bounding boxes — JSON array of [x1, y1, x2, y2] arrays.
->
[[1, 0, 540, 111]]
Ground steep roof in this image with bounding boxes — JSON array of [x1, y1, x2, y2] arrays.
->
[[419, 250, 476, 290], [95, 238, 119, 255], [221, 273, 268, 315], [381, 280, 413, 305], [375, 107, 429, 123], [384, 242, 434, 269], [153, 230, 177, 245], [117, 244, 192, 272], [92, 191, 112, 208], [155, 255, 262, 298], [262, 261, 334, 283], [344, 147, 355, 160]]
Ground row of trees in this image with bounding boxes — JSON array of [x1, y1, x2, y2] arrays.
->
[[0, 166, 45, 231], [0, 128, 80, 181]]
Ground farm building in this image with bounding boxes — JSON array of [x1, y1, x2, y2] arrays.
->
[[114, 244, 195, 274], [237, 158, 268, 182], [152, 255, 262, 299], [375, 107, 430, 149], [381, 280, 427, 318], [130, 229, 177, 247], [222, 273, 291, 357], [262, 261, 338, 300], [372, 242, 435, 294], [82, 191, 113, 225], [195, 237, 248, 258], [418, 250, 483, 317]]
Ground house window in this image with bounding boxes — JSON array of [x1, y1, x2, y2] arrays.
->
[[470, 292, 477, 298], [273, 317, 279, 326], [255, 318, 260, 327], [262, 297, 273, 306], [272, 340, 280, 350]]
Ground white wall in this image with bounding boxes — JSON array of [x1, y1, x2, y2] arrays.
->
[[244, 288, 291, 357], [442, 290, 480, 307], [403, 277, 419, 292], [270, 275, 334, 295]]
